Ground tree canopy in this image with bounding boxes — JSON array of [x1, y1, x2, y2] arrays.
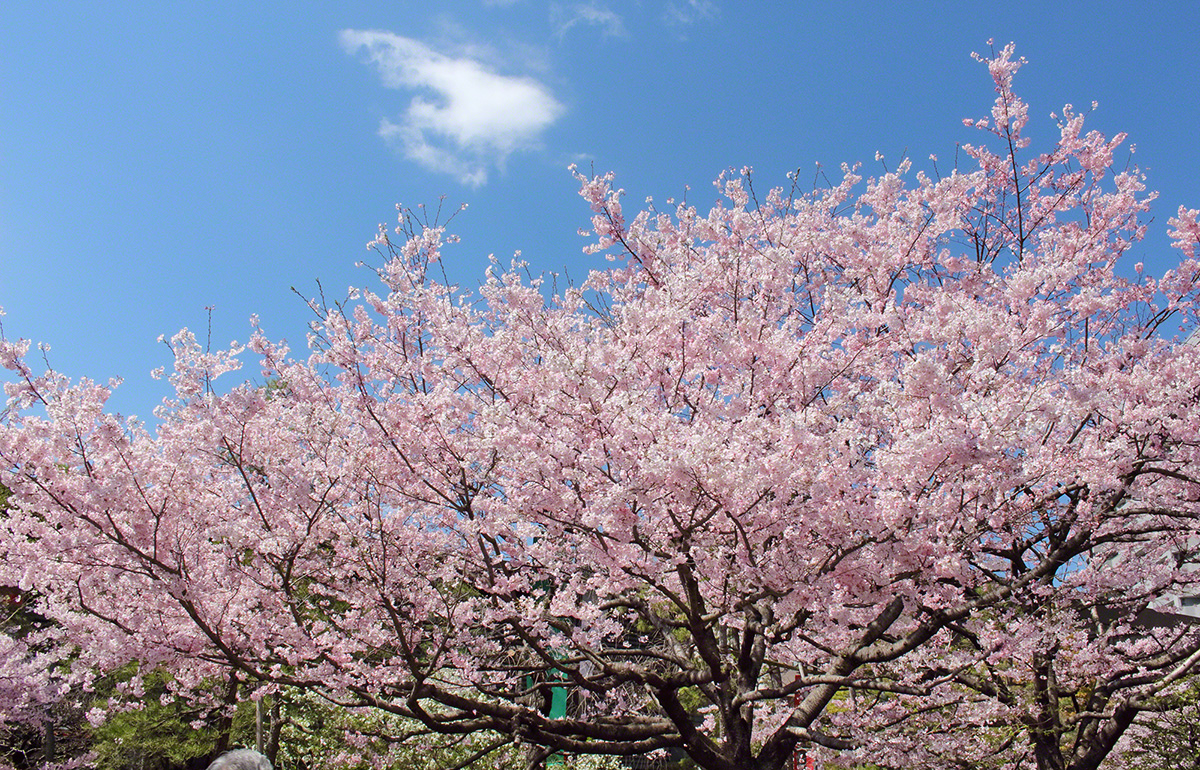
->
[[2, 44, 1200, 770]]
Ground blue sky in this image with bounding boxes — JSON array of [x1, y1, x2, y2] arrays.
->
[[3, 1, 1199, 418]]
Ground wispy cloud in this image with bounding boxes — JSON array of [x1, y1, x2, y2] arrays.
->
[[665, 0, 719, 26], [340, 29, 565, 187], [553, 3, 626, 38]]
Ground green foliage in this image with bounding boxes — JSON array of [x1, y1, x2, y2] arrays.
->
[[86, 673, 532, 770], [88, 668, 252, 770], [1123, 681, 1200, 770]]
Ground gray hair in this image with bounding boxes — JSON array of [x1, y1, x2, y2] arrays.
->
[[205, 748, 273, 770]]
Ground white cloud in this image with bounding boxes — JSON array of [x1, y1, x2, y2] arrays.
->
[[553, 3, 626, 38], [665, 0, 719, 26], [340, 30, 565, 187]]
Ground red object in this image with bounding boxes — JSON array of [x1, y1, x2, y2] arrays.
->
[[792, 690, 801, 770]]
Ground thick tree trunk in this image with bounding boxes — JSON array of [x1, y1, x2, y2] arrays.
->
[[41, 707, 54, 766], [266, 698, 283, 766], [523, 743, 551, 770], [213, 674, 239, 757]]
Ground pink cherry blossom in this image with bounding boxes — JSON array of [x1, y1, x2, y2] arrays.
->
[[2, 45, 1200, 770]]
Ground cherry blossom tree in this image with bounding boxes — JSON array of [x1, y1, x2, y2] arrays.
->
[[2, 44, 1200, 770], [0, 485, 72, 769]]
